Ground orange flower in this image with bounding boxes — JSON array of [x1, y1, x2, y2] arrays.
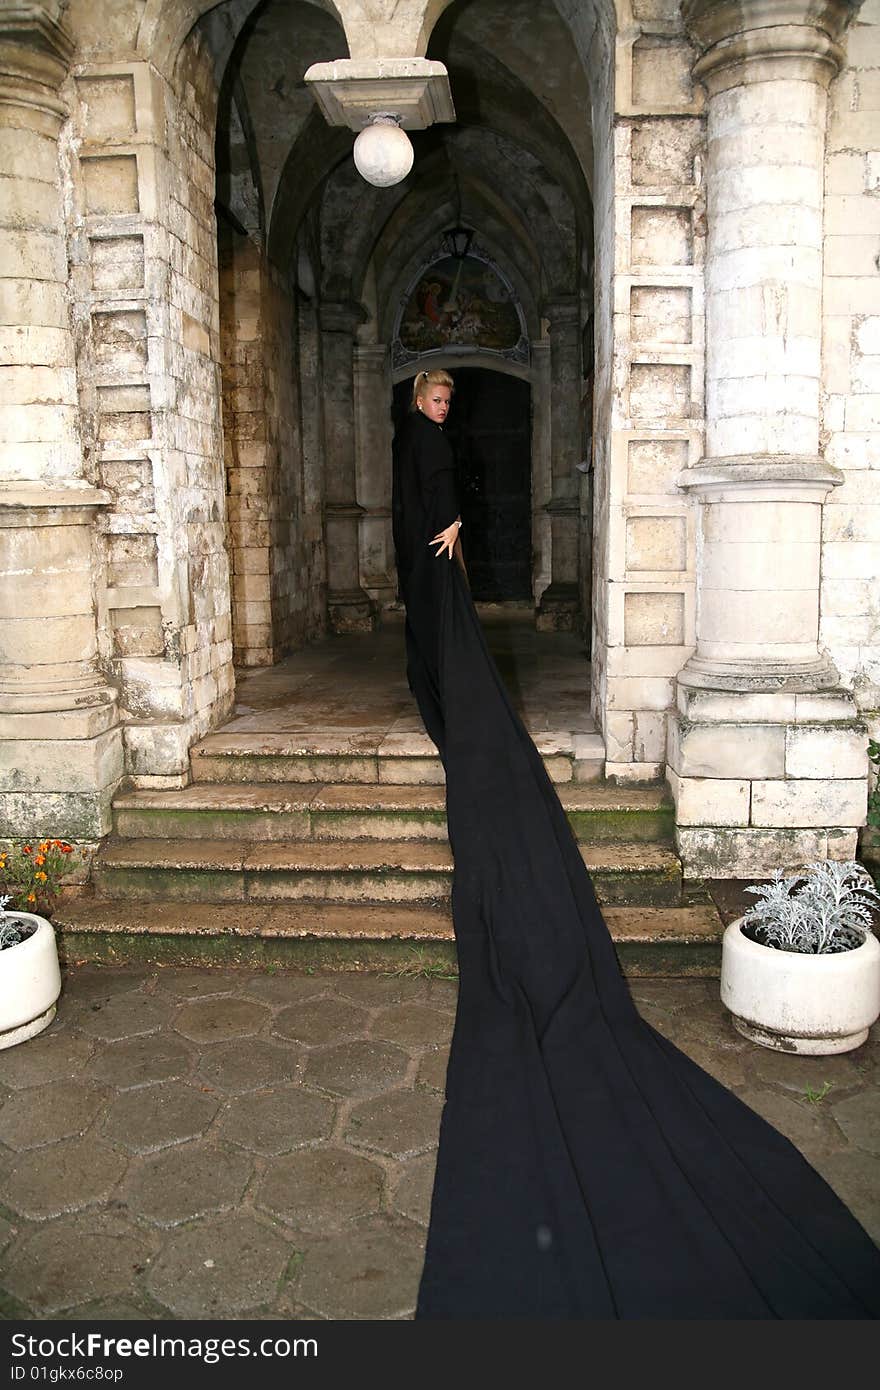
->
[[26, 893, 36, 904], [38, 840, 49, 853], [34, 871, 48, 883], [34, 855, 45, 866], [61, 845, 73, 854], [22, 845, 32, 855], [53, 840, 62, 848]]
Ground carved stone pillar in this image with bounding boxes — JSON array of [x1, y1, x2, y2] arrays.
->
[[669, 0, 867, 878], [537, 298, 582, 631], [354, 344, 396, 608], [320, 301, 376, 634], [0, 6, 121, 840]]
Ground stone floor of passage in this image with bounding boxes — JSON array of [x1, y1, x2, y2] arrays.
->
[[225, 606, 598, 740], [1, 964, 878, 1321]]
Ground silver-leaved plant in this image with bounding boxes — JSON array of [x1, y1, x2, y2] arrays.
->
[[741, 860, 880, 954], [0, 893, 27, 952]]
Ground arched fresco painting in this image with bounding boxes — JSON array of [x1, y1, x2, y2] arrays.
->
[[392, 247, 529, 370]]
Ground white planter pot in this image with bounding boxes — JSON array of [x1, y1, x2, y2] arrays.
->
[[0, 912, 62, 1049], [720, 917, 880, 1055]]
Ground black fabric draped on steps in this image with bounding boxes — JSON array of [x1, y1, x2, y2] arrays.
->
[[392, 405, 880, 1320]]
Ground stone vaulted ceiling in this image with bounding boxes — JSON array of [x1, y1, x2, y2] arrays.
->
[[201, 0, 596, 317]]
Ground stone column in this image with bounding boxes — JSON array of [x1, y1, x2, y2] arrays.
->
[[669, 0, 867, 878], [537, 297, 582, 631], [354, 343, 396, 608], [0, 7, 121, 841], [320, 301, 376, 634]]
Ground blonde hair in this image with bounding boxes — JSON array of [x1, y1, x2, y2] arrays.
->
[[411, 368, 454, 410]]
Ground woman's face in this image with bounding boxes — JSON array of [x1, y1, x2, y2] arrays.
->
[[418, 384, 452, 426]]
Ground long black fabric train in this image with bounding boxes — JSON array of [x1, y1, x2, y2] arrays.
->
[[392, 407, 880, 1319]]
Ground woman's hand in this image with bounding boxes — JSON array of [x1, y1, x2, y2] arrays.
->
[[430, 517, 461, 560]]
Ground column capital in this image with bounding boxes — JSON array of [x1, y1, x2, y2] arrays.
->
[[0, 3, 74, 121], [354, 343, 390, 372], [682, 0, 861, 93], [319, 300, 369, 335], [677, 454, 844, 503], [541, 297, 580, 332]]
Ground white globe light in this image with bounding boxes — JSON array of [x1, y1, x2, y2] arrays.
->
[[353, 116, 414, 188]]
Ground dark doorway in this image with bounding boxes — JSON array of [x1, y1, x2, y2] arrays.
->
[[392, 368, 532, 602]]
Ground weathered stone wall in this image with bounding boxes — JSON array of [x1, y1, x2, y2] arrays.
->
[[821, 0, 880, 762], [591, 0, 705, 783], [219, 227, 325, 664], [0, 6, 123, 843], [65, 22, 234, 788]]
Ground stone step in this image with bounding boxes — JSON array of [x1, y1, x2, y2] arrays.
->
[[113, 781, 673, 845], [53, 900, 722, 978], [92, 836, 682, 907], [188, 730, 606, 786]]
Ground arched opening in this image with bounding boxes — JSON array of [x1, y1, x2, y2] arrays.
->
[[142, 0, 613, 759], [393, 368, 533, 603]]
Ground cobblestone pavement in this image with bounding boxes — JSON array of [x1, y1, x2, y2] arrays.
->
[[1, 966, 878, 1320]]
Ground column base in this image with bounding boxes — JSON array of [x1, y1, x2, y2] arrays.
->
[[675, 826, 859, 879], [678, 653, 841, 695], [0, 718, 124, 841], [328, 589, 376, 635], [536, 582, 580, 633], [668, 684, 867, 877]]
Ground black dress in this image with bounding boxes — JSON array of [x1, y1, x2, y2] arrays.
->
[[391, 408, 880, 1320]]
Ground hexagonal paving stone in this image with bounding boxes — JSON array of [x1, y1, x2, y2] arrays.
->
[[174, 996, 271, 1044], [654, 999, 750, 1055], [0, 1080, 108, 1151], [196, 1039, 300, 1093], [61, 968, 156, 1009], [273, 998, 370, 1046], [303, 1040, 410, 1098], [672, 1035, 751, 1090], [242, 973, 330, 1006], [810, 1149, 880, 1246], [89, 1034, 194, 1090], [217, 1087, 336, 1155], [735, 1087, 848, 1158], [831, 1091, 880, 1156], [74, 993, 173, 1041], [370, 1003, 453, 1049], [4, 1135, 128, 1219], [102, 1081, 221, 1154], [146, 1211, 293, 1317], [392, 1153, 437, 1227], [0, 1141, 14, 1186], [1, 1211, 157, 1315], [0, 1213, 16, 1257], [346, 1091, 443, 1160], [57, 1298, 160, 1321], [125, 1141, 253, 1227], [256, 1147, 384, 1232], [296, 1215, 425, 1319], [416, 1048, 449, 1093], [750, 1049, 861, 1096], [420, 977, 459, 1013], [0, 1031, 94, 1090], [333, 974, 431, 1008], [153, 968, 246, 999]]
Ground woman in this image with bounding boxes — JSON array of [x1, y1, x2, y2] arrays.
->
[[392, 369, 464, 763], [392, 368, 880, 1319]]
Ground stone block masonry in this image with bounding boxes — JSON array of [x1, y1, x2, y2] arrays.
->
[[821, 7, 880, 714], [592, 0, 705, 784], [219, 232, 326, 667], [0, 6, 123, 841], [66, 35, 235, 787]]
